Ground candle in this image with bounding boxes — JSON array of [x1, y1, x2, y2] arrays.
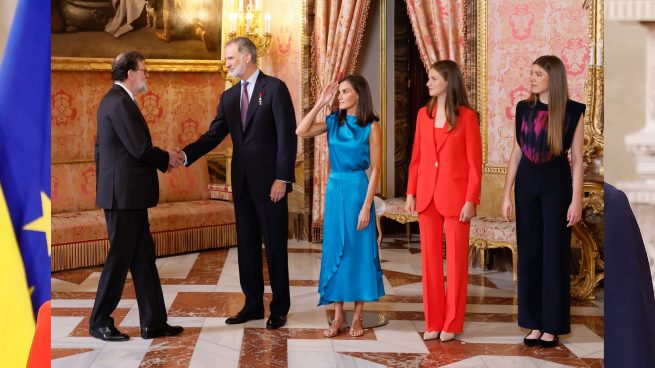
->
[[238, 0, 243, 11], [256, 0, 261, 11], [230, 13, 236, 33], [264, 13, 271, 34], [245, 13, 252, 33]]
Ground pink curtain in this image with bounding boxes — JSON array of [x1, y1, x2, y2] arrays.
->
[[310, 0, 372, 240], [405, 0, 466, 69]]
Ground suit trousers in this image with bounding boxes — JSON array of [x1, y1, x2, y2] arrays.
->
[[234, 178, 290, 317], [90, 209, 167, 328], [515, 156, 572, 335], [418, 199, 470, 333]]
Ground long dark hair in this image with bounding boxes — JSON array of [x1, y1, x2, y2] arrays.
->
[[426, 60, 474, 131], [526, 55, 569, 156], [337, 75, 379, 126]]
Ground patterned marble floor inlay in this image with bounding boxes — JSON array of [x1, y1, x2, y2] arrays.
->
[[51, 238, 604, 367]]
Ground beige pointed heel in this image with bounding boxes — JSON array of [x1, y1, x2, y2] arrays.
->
[[440, 332, 456, 342]]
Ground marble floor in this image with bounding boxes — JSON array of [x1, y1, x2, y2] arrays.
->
[[51, 236, 604, 367]]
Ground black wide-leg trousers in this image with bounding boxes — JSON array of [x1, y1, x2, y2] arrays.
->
[[515, 156, 572, 335]]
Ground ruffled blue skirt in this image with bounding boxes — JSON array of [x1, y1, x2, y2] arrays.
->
[[318, 170, 385, 305]]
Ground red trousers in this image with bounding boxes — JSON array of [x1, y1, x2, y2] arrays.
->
[[418, 200, 470, 333]]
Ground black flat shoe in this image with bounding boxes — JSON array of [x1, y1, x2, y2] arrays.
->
[[141, 323, 184, 339], [523, 330, 543, 346], [266, 314, 287, 329], [225, 309, 265, 325], [89, 324, 129, 342], [538, 335, 559, 348]]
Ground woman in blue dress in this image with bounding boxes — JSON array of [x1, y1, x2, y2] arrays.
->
[[296, 75, 385, 338]]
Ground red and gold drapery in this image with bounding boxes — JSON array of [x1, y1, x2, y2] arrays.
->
[[405, 0, 466, 69]]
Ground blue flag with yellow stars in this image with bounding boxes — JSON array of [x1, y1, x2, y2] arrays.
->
[[0, 0, 51, 364]]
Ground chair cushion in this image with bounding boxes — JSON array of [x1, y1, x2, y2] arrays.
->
[[208, 183, 233, 201], [52, 200, 235, 245], [470, 216, 516, 243]]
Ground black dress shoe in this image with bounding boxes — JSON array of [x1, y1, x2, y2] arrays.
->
[[538, 335, 559, 348], [141, 323, 184, 339], [89, 325, 129, 342], [266, 314, 287, 329], [225, 309, 265, 325], [523, 330, 543, 346]]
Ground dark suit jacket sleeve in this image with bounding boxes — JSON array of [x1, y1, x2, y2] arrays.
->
[[271, 81, 297, 183], [604, 182, 655, 368], [112, 98, 169, 173], [183, 94, 230, 166]]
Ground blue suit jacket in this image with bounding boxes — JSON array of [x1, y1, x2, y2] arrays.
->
[[604, 183, 655, 368], [183, 71, 297, 202]]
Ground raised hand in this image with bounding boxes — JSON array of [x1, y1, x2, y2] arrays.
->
[[318, 81, 339, 107]]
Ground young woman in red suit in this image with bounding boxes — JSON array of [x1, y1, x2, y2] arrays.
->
[[405, 60, 482, 342]]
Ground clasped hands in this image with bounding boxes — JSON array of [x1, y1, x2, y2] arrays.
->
[[166, 148, 185, 169]]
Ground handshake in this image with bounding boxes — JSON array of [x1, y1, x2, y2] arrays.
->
[[166, 148, 186, 169]]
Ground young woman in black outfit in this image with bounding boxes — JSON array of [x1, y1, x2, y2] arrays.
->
[[501, 55, 585, 348]]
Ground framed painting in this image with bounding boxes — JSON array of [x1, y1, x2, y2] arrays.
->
[[51, 0, 224, 72]]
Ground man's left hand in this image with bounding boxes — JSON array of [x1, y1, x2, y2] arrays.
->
[[270, 180, 287, 203]]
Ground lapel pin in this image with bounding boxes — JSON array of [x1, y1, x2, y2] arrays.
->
[[258, 91, 264, 106]]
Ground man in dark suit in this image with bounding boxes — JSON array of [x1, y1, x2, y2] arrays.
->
[[89, 51, 184, 341], [177, 37, 297, 329], [604, 183, 655, 367]]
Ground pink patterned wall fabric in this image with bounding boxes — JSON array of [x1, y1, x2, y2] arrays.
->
[[262, 1, 303, 144], [311, 0, 372, 226], [51, 71, 225, 212], [486, 0, 589, 166], [51, 71, 227, 163], [405, 0, 466, 69]]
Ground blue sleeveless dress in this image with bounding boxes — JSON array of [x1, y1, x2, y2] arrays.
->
[[318, 113, 385, 306]]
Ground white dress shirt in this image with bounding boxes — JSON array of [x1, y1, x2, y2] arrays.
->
[[240, 68, 260, 104], [114, 81, 136, 102]]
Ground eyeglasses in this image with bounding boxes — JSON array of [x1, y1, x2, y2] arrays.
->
[[135, 68, 149, 76]]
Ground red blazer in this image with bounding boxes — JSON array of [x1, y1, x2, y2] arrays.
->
[[407, 105, 482, 216]]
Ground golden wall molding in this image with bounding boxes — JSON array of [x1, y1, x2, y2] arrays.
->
[[483, 165, 507, 174], [584, 0, 604, 171], [52, 57, 227, 73], [380, 0, 387, 198], [476, 0, 489, 168]]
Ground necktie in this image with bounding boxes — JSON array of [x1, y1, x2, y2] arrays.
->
[[240, 81, 249, 129]]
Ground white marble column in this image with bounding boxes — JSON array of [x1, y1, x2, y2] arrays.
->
[[607, 0, 655, 293]]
